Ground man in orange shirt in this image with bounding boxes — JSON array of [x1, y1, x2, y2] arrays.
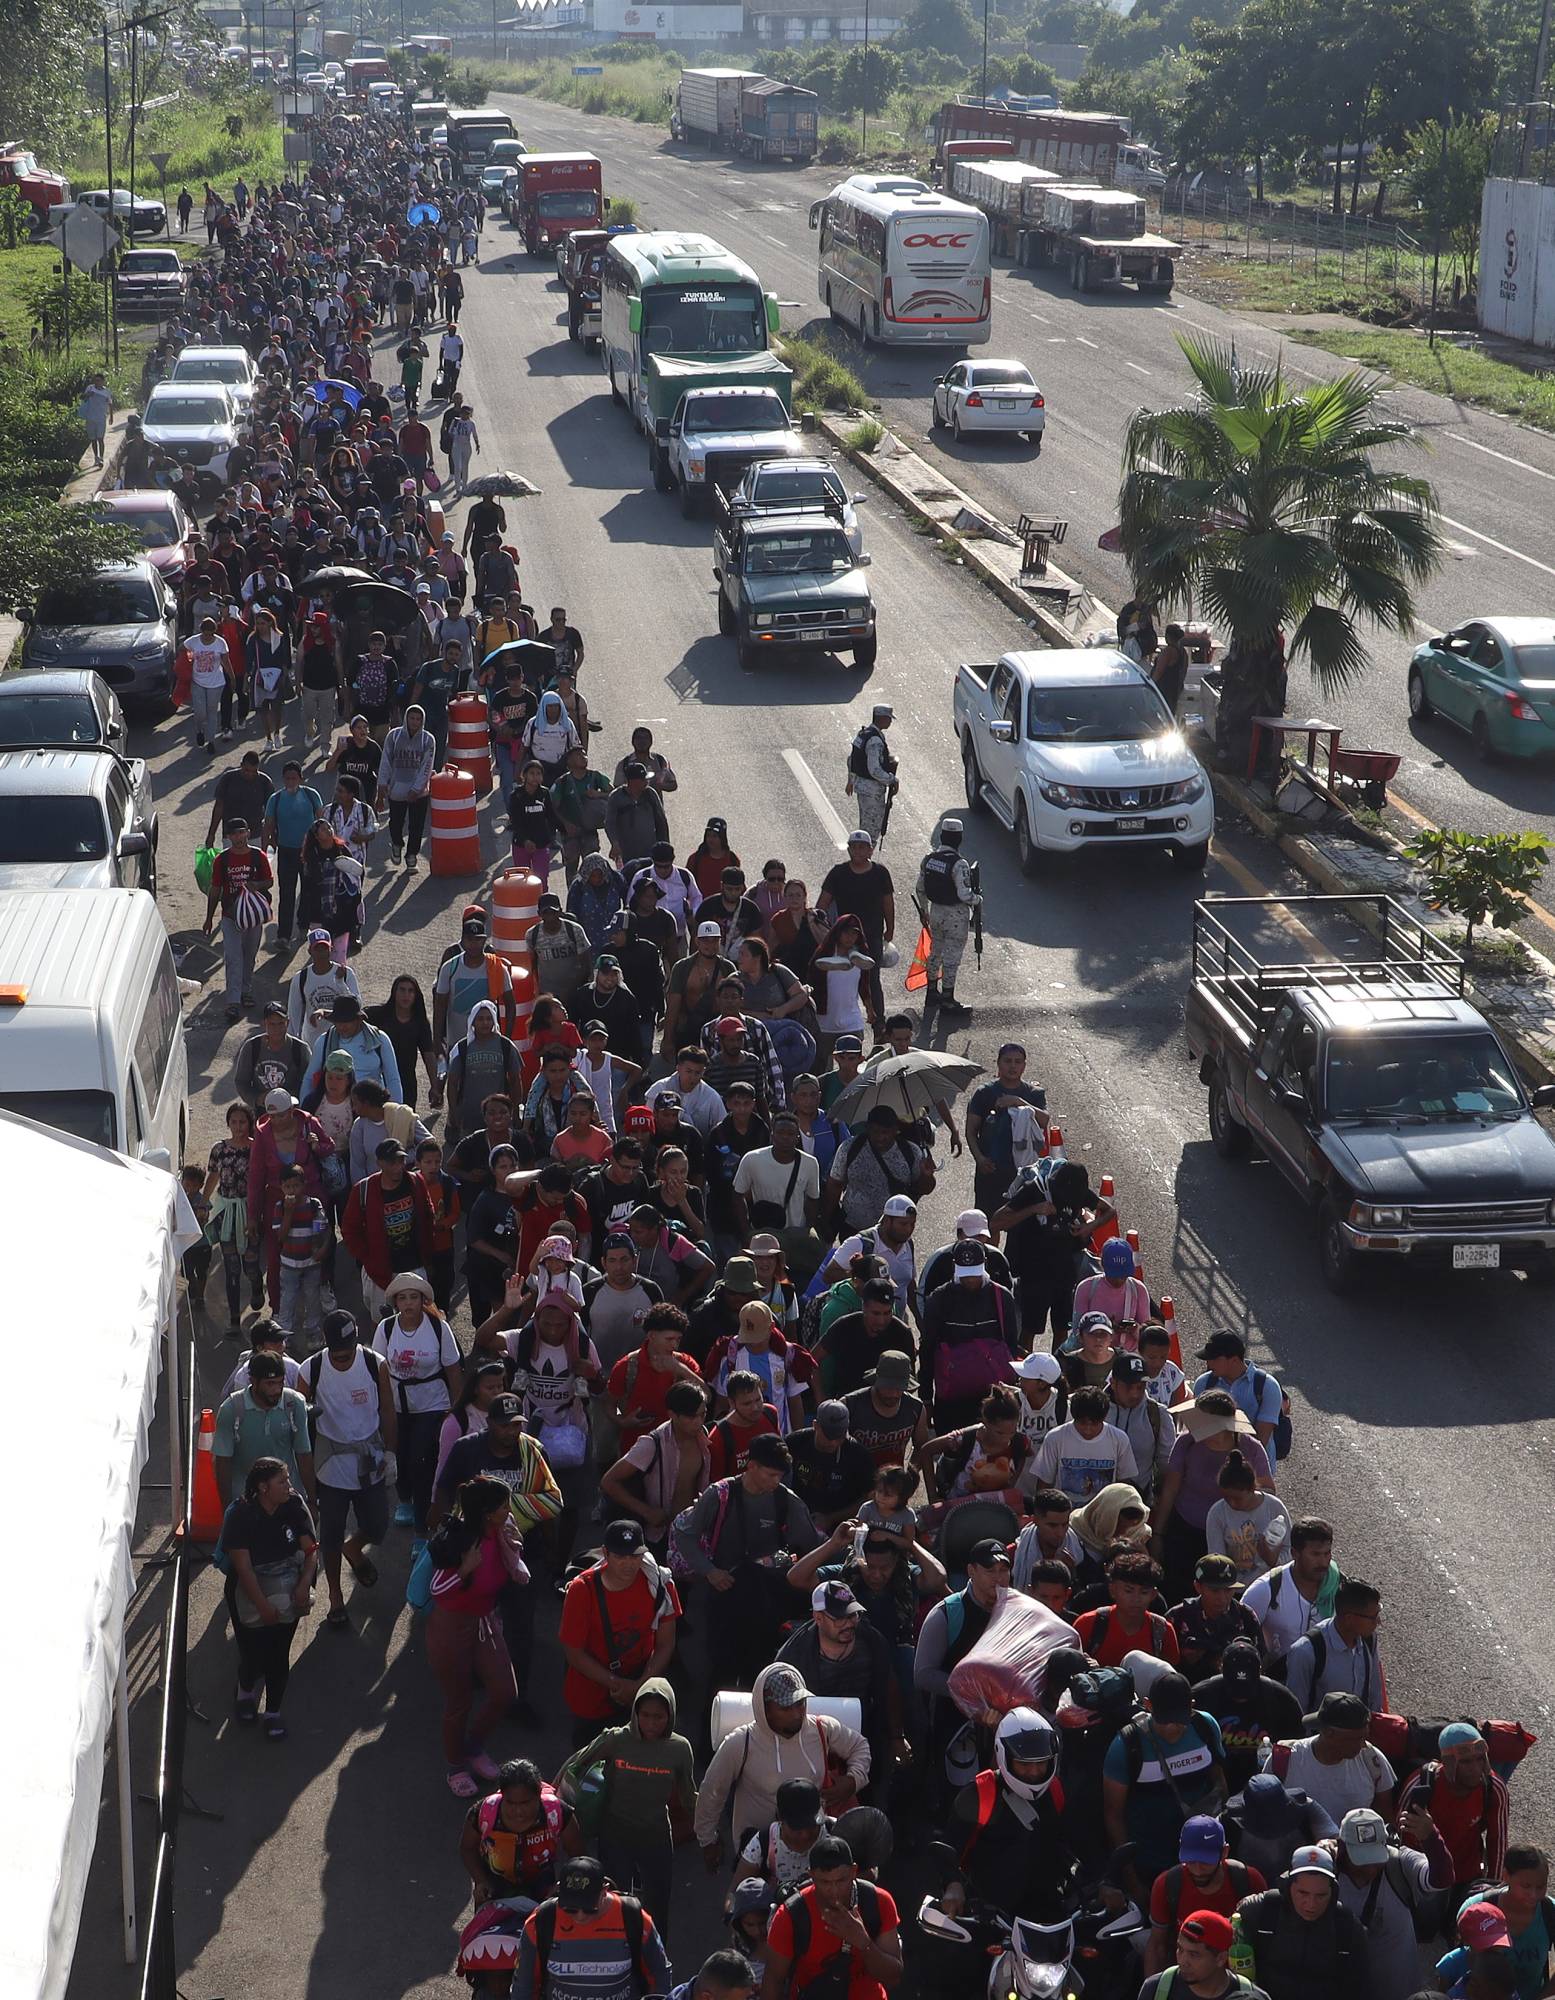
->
[[1073, 1550, 1180, 1668], [761, 1837, 902, 2000], [607, 1305, 704, 1452]]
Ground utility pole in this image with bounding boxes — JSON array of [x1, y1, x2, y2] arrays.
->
[[980, 0, 989, 108], [861, 0, 871, 155], [1428, 105, 1450, 348], [103, 17, 117, 363]]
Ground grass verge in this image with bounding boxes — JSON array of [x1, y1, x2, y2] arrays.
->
[[1285, 326, 1555, 431], [65, 91, 284, 201], [844, 415, 884, 452], [777, 331, 871, 415]]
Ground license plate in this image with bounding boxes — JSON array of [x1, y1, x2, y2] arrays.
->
[[1453, 1243, 1500, 1269], [1114, 817, 1147, 833], [994, 399, 1021, 409]]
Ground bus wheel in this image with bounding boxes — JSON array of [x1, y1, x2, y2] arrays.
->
[[857, 304, 870, 347], [609, 362, 623, 407]]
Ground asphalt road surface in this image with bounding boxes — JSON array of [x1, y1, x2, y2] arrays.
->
[[67, 163, 1555, 2000], [500, 94, 1555, 907]]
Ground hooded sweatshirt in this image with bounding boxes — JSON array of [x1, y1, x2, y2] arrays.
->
[[559, 1677, 698, 1845], [692, 1659, 871, 1851]]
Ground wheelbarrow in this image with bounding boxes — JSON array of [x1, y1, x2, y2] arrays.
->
[[1328, 744, 1402, 810]]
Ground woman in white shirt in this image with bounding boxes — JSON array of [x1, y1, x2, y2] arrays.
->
[[371, 1272, 462, 1543], [1205, 1448, 1292, 1586]]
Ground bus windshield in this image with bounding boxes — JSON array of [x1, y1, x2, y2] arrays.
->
[[641, 282, 765, 354]]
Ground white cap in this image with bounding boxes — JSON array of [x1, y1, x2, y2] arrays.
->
[[264, 1088, 297, 1113], [696, 920, 723, 939], [955, 1208, 990, 1237], [1017, 1350, 1062, 1384], [881, 1195, 917, 1218]]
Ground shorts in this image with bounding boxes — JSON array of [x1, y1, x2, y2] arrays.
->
[[316, 1477, 391, 1554]]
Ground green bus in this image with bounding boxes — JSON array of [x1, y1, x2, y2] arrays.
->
[[599, 231, 790, 491]]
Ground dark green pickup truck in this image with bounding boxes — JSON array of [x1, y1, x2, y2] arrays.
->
[[711, 504, 877, 673]]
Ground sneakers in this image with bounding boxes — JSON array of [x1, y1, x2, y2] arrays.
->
[[394, 1501, 415, 1527], [405, 853, 417, 872], [389, 846, 403, 866]]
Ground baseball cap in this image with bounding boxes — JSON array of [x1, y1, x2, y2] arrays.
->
[[1458, 1902, 1513, 1951], [1194, 1554, 1238, 1587], [557, 1857, 606, 1912], [815, 1400, 850, 1439], [655, 1089, 682, 1109], [834, 1034, 864, 1054], [262, 999, 288, 1019], [583, 1018, 609, 1037], [603, 1518, 646, 1555], [322, 1309, 359, 1349], [775, 1779, 825, 1829], [967, 1537, 1011, 1572], [307, 925, 333, 944], [955, 1208, 991, 1236], [1075, 1310, 1114, 1341], [487, 1393, 523, 1424], [714, 1014, 744, 1035], [1197, 1330, 1248, 1360], [323, 1050, 355, 1074], [882, 1194, 916, 1218], [1100, 1238, 1135, 1277], [1316, 1691, 1371, 1729], [1179, 1816, 1227, 1863], [1220, 1638, 1263, 1690], [1287, 1845, 1336, 1881], [595, 953, 621, 972], [846, 829, 873, 847], [763, 1665, 809, 1706], [1111, 1351, 1147, 1384], [1179, 1912, 1233, 1952], [375, 1138, 408, 1161], [1149, 1672, 1193, 1722], [1017, 1350, 1062, 1384], [867, 1350, 913, 1389], [264, 1088, 297, 1113], [536, 892, 562, 912], [462, 914, 487, 934], [696, 920, 724, 939], [812, 1580, 863, 1619], [952, 1239, 987, 1267], [1339, 1808, 1390, 1864]]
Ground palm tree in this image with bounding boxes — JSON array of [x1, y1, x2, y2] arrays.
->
[[1118, 337, 1443, 774]]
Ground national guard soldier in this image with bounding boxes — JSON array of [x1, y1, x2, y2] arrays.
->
[[846, 702, 898, 844], [915, 817, 979, 1019]]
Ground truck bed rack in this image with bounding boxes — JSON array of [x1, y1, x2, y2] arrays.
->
[[1192, 894, 1465, 1037]]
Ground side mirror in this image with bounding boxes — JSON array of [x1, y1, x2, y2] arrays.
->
[[989, 717, 1015, 742], [856, 552, 872, 567], [142, 1146, 173, 1173], [627, 297, 642, 335], [1273, 1075, 1306, 1108], [1530, 1083, 1555, 1109], [712, 564, 722, 580], [852, 493, 868, 505], [119, 831, 150, 857], [765, 292, 780, 333]]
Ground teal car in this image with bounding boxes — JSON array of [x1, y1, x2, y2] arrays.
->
[[1408, 618, 1555, 760]]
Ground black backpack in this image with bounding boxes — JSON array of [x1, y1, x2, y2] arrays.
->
[[1249, 1366, 1294, 1458], [781, 1880, 884, 1976]]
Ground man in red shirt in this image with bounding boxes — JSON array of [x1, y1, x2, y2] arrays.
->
[[1073, 1550, 1180, 1669], [557, 1518, 682, 1744], [607, 1305, 704, 1452], [1144, 1815, 1265, 1974], [203, 818, 275, 1021], [506, 1161, 593, 1270], [708, 1371, 782, 1479], [761, 1836, 902, 2000]]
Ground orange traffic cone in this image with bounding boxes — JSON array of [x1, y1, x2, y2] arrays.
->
[[1159, 1294, 1183, 1369], [190, 1407, 224, 1544], [1126, 1227, 1142, 1279], [1091, 1174, 1119, 1254], [905, 925, 933, 993]]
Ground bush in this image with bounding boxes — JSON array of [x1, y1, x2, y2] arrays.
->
[[0, 503, 140, 610], [780, 332, 871, 414], [1407, 826, 1551, 955], [607, 196, 640, 227], [845, 415, 885, 452]]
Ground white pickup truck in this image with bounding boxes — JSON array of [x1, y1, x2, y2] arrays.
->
[[667, 385, 804, 519], [955, 647, 1214, 874]]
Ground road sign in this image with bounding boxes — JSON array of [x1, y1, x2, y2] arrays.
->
[[148, 151, 172, 177], [52, 206, 122, 273]]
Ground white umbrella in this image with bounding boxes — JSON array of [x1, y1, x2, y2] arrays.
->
[[829, 1048, 983, 1127]]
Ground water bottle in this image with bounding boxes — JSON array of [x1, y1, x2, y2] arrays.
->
[[1227, 1914, 1258, 1982], [1255, 1734, 1273, 1773]]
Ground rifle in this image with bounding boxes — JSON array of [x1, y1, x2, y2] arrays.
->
[[878, 781, 896, 849], [971, 860, 983, 968]]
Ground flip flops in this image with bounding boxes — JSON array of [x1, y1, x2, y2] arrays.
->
[[446, 1768, 479, 1798]]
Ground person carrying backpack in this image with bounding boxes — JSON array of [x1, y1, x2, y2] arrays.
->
[[1137, 1911, 1269, 2000], [1145, 1816, 1267, 1974], [761, 1835, 902, 2000], [513, 1855, 669, 2000], [1331, 1805, 1454, 2000], [302, 1310, 398, 1627]]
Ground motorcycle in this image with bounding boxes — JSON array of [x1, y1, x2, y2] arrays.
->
[[916, 1891, 1147, 2000]]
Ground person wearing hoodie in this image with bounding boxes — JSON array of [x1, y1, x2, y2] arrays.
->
[[522, 687, 583, 783], [694, 1661, 871, 1872], [669, 1952, 757, 2000], [557, 1676, 697, 1942], [1231, 1844, 1368, 2000], [1222, 1774, 1338, 1884], [569, 855, 628, 950]]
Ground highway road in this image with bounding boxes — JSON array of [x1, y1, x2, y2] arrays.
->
[[68, 162, 1555, 2000], [500, 93, 1555, 909]]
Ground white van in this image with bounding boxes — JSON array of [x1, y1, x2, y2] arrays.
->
[[0, 888, 188, 1169]]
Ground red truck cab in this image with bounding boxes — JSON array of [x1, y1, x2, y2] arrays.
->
[[511, 152, 603, 257], [0, 144, 70, 228]]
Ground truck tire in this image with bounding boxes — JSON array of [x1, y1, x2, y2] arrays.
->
[[1015, 798, 1041, 878], [1171, 840, 1210, 872], [609, 361, 623, 408], [853, 632, 877, 670], [1319, 1199, 1361, 1295], [1208, 1075, 1249, 1158], [649, 439, 674, 493], [963, 738, 987, 815], [737, 633, 759, 672], [718, 590, 736, 635], [680, 477, 700, 520]]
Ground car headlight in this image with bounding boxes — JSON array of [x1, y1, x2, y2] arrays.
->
[[1038, 780, 1082, 807], [1350, 1203, 1404, 1229], [132, 631, 169, 657], [688, 458, 705, 478], [1163, 775, 1207, 805], [753, 614, 774, 629]]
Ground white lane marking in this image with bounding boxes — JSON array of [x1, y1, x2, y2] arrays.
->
[[1439, 513, 1555, 580], [1154, 305, 1218, 336], [1075, 335, 1100, 350], [1047, 336, 1067, 343], [783, 749, 851, 848], [759, 233, 785, 247], [1125, 361, 1150, 375], [1024, 307, 1052, 324], [1444, 430, 1555, 483]]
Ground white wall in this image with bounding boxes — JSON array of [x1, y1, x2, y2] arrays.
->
[[592, 0, 743, 33], [1478, 176, 1555, 350]]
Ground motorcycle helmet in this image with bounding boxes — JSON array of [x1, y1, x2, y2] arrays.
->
[[995, 1707, 1060, 1804]]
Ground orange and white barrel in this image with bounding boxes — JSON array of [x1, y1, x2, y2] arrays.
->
[[511, 960, 537, 1045], [447, 693, 492, 792], [429, 766, 481, 876], [491, 868, 542, 967]]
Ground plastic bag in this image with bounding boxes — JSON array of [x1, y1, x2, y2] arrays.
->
[[947, 1588, 1079, 1720], [194, 844, 218, 895]]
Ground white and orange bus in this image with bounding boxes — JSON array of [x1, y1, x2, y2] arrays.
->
[[810, 175, 991, 347]]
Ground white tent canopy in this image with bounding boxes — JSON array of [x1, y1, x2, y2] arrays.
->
[[0, 1111, 196, 2000]]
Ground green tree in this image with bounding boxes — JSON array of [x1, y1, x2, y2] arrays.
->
[[1407, 827, 1550, 954], [1175, 0, 1320, 191], [836, 46, 902, 115], [1118, 338, 1444, 771], [1065, 54, 1188, 145], [900, 0, 981, 62], [0, 504, 140, 610], [1383, 112, 1494, 266], [0, 0, 98, 159]]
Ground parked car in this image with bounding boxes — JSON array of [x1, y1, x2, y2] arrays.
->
[[955, 647, 1213, 873], [141, 381, 238, 488], [1407, 617, 1555, 761], [167, 343, 258, 416], [931, 358, 1046, 445], [69, 186, 167, 235], [113, 246, 188, 315], [86, 490, 195, 588], [0, 746, 158, 894], [0, 668, 133, 754], [17, 561, 178, 706]]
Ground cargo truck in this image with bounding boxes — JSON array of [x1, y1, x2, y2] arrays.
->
[[937, 101, 1165, 191], [505, 152, 602, 256], [672, 68, 759, 147], [321, 27, 354, 58], [946, 156, 1059, 256], [1018, 183, 1178, 293], [0, 145, 70, 231], [733, 78, 818, 163]]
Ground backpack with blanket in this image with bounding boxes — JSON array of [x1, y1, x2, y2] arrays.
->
[[530, 1894, 648, 1999], [932, 1283, 1014, 1405]]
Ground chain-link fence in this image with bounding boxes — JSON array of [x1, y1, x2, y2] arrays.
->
[[1154, 182, 1435, 312]]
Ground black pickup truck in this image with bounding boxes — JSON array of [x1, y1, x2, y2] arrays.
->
[[1184, 894, 1555, 1291]]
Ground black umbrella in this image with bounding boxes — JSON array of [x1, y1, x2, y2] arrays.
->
[[481, 638, 560, 684], [331, 580, 420, 635], [301, 564, 379, 592]]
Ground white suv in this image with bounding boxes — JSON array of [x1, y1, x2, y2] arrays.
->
[[142, 382, 238, 488]]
